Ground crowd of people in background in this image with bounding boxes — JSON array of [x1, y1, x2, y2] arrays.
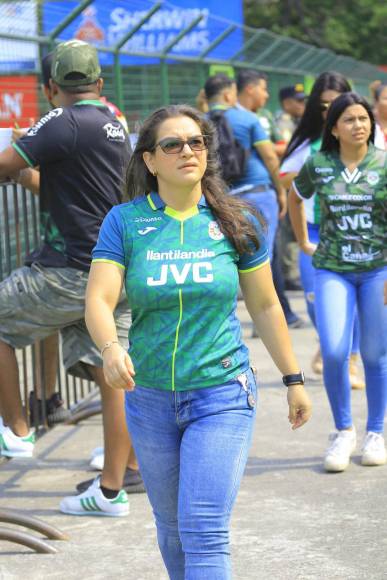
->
[[0, 37, 385, 580]]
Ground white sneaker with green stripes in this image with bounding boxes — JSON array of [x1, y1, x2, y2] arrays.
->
[[0, 425, 35, 458], [59, 476, 129, 517]]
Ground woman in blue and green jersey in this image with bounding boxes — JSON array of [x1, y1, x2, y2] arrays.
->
[[280, 72, 364, 388], [85, 105, 311, 579], [289, 93, 386, 473]]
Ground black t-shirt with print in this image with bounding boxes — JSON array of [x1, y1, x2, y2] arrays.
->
[[13, 100, 131, 271]]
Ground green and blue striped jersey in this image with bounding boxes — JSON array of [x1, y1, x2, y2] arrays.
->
[[92, 192, 269, 391]]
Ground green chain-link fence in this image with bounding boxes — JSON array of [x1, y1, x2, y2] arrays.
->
[[1, 0, 386, 128]]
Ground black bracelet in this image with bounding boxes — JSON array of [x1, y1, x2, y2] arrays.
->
[[282, 371, 305, 387]]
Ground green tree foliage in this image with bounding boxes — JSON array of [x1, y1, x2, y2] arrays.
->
[[244, 0, 387, 66]]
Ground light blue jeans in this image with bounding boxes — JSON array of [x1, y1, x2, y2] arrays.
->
[[299, 223, 360, 353], [315, 267, 387, 432], [125, 368, 257, 580], [240, 187, 278, 260]]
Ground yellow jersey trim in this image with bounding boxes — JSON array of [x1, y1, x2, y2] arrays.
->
[[92, 259, 125, 270], [164, 205, 199, 222], [253, 139, 271, 147], [171, 289, 183, 391], [238, 258, 270, 274], [147, 193, 157, 210]]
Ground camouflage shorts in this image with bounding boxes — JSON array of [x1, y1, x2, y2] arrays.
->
[[0, 263, 131, 379]]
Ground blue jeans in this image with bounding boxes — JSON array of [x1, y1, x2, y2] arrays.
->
[[315, 267, 387, 432], [240, 187, 278, 260], [125, 368, 257, 580], [299, 223, 360, 353]]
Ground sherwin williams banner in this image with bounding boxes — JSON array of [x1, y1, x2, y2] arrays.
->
[[43, 0, 243, 65]]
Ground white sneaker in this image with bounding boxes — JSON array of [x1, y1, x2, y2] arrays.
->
[[324, 428, 356, 472], [0, 426, 35, 458], [89, 446, 104, 470], [361, 432, 386, 466], [59, 476, 129, 517]]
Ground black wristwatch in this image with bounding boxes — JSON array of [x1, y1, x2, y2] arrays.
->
[[282, 371, 305, 387]]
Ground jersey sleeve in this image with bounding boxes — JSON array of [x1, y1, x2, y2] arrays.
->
[[92, 207, 126, 269], [12, 108, 76, 167], [237, 212, 270, 273], [293, 157, 316, 200], [280, 141, 310, 174], [252, 116, 270, 146]]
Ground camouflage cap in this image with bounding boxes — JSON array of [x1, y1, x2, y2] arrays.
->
[[51, 40, 101, 87]]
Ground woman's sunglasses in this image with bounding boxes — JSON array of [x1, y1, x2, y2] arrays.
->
[[320, 101, 331, 112], [154, 135, 208, 155]]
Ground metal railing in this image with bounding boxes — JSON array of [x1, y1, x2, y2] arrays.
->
[[0, 182, 98, 432]]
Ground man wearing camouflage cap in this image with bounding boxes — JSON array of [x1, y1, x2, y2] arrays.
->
[[0, 40, 136, 516]]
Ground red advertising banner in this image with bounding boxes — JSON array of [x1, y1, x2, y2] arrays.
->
[[0, 75, 39, 128]]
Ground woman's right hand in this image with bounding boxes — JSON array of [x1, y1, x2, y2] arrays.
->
[[102, 343, 136, 390], [287, 385, 312, 430], [300, 241, 317, 256]]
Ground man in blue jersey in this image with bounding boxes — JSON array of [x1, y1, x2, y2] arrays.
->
[[237, 70, 304, 327], [204, 73, 286, 258], [205, 73, 302, 330], [0, 40, 135, 516]]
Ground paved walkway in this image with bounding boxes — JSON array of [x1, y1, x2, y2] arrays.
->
[[1, 293, 386, 579]]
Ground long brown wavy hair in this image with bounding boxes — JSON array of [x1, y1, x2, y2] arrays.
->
[[126, 104, 265, 255]]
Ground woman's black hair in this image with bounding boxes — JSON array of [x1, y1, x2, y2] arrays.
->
[[126, 104, 264, 255], [282, 71, 351, 161], [374, 83, 387, 101], [321, 92, 375, 153]]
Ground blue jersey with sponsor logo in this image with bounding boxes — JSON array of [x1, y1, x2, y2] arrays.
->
[[13, 100, 131, 271], [92, 191, 269, 391]]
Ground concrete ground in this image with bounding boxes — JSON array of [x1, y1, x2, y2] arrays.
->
[[1, 292, 386, 580]]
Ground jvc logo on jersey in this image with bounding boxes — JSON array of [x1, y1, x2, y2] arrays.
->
[[138, 227, 157, 235], [147, 262, 213, 286], [337, 213, 372, 231], [341, 168, 362, 184], [103, 122, 126, 142]]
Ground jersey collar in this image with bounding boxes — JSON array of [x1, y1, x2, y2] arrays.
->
[[147, 191, 208, 210], [74, 99, 107, 107], [209, 104, 230, 111]]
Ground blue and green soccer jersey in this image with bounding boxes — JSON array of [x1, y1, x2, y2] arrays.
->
[[92, 192, 269, 391]]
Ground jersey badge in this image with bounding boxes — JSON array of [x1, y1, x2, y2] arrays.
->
[[208, 220, 224, 241], [138, 226, 157, 235], [103, 122, 126, 142], [366, 171, 379, 186], [221, 357, 232, 368], [341, 168, 362, 184]]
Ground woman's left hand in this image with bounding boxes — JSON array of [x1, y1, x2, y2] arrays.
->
[[287, 385, 312, 430], [300, 241, 317, 257]]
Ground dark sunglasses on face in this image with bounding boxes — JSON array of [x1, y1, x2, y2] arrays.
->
[[320, 101, 331, 112], [154, 135, 208, 154]]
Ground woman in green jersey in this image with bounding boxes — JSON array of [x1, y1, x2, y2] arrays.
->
[[85, 105, 311, 579], [289, 93, 387, 473]]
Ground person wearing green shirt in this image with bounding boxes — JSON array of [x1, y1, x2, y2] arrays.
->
[[84, 104, 311, 579], [289, 92, 387, 473]]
